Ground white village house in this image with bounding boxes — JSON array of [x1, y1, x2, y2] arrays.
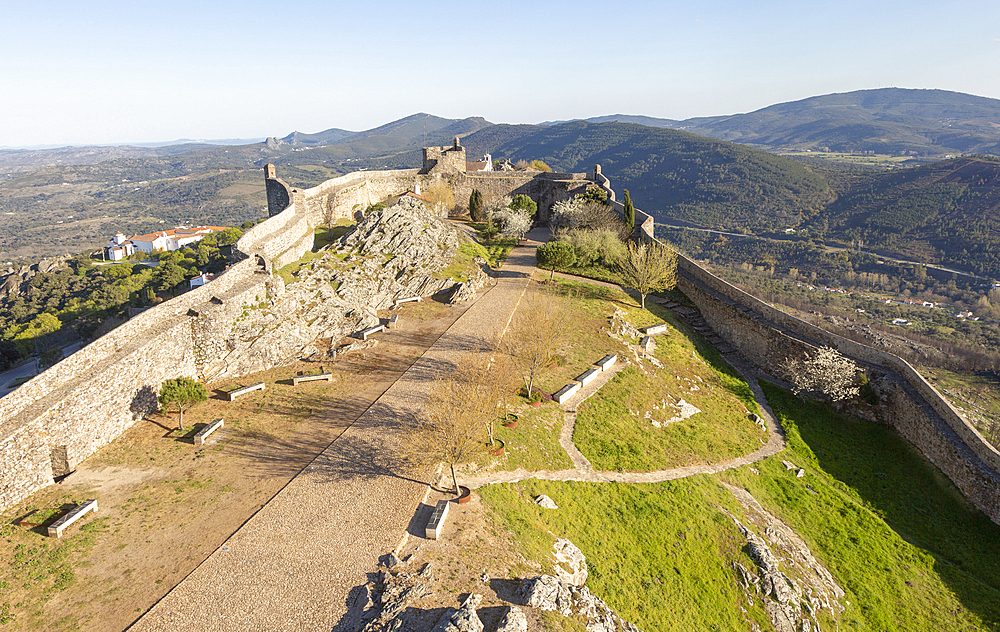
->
[[105, 225, 230, 260]]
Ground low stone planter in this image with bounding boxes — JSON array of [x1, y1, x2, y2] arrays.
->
[[489, 439, 506, 457]]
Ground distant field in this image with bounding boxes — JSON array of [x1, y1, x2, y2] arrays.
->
[[778, 150, 917, 167]]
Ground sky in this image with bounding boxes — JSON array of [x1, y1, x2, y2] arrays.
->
[[1, 0, 999, 148]]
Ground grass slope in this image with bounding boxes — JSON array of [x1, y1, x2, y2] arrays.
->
[[481, 380, 1000, 631]]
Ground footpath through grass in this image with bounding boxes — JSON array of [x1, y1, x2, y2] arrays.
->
[[570, 291, 764, 472], [481, 381, 1000, 631]]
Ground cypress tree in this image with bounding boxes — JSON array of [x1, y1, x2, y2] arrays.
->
[[623, 189, 635, 234], [469, 189, 484, 221]]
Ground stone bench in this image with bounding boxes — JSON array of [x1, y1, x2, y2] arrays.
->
[[194, 418, 225, 445], [425, 498, 450, 540], [48, 499, 98, 538], [292, 373, 333, 385], [357, 324, 385, 340], [227, 382, 265, 401], [387, 314, 400, 330], [393, 296, 422, 307], [640, 336, 656, 354], [574, 367, 600, 388], [644, 323, 668, 336], [554, 382, 581, 404], [594, 354, 617, 371]]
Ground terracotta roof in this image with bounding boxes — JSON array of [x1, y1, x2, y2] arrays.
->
[[466, 161, 488, 171], [403, 191, 428, 202], [130, 226, 230, 242]]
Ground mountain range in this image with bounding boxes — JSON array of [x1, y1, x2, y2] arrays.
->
[[540, 88, 1000, 157], [3, 88, 1000, 274]]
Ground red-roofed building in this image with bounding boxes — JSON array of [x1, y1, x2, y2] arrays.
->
[[128, 225, 230, 254]]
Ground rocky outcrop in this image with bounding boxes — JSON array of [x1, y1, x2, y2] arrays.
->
[[431, 593, 484, 632], [202, 199, 491, 381], [553, 538, 588, 586], [725, 484, 845, 632], [0, 256, 69, 302], [516, 575, 642, 632], [358, 562, 436, 632], [495, 606, 527, 632]]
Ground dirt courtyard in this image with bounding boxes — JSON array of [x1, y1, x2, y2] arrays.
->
[[0, 300, 468, 632]]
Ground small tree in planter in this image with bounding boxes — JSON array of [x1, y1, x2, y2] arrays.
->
[[404, 350, 515, 495], [158, 376, 208, 431], [452, 348, 519, 447]]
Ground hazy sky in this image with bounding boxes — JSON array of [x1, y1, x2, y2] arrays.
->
[[2, 0, 999, 147]]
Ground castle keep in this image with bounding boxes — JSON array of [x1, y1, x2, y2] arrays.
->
[[1, 146, 998, 526]]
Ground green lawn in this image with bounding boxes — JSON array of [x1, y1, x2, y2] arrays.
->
[[492, 406, 572, 472], [722, 383, 1000, 631], [566, 284, 764, 472], [482, 382, 1000, 630]]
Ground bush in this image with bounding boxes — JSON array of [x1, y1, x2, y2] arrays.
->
[[529, 160, 553, 172], [565, 229, 625, 267], [510, 194, 538, 220]]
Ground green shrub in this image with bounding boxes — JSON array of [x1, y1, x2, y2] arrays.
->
[[510, 194, 538, 220]]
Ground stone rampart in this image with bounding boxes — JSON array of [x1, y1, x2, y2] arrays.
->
[[676, 255, 1000, 523], [592, 165, 654, 239], [0, 158, 598, 514]]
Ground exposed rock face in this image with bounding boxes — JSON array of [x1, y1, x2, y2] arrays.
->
[[535, 494, 559, 509], [431, 593, 484, 632], [516, 575, 642, 632], [553, 538, 588, 586], [495, 606, 527, 632], [0, 256, 69, 302], [203, 199, 490, 381], [724, 484, 845, 632], [358, 562, 436, 632]]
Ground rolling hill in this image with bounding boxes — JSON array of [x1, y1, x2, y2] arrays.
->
[[818, 155, 1000, 276], [463, 121, 835, 231], [554, 88, 1000, 157]]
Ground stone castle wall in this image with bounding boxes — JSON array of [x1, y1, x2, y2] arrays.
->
[[676, 254, 1000, 523], [0, 160, 595, 514]]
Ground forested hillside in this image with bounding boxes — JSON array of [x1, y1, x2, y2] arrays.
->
[[819, 155, 1000, 276], [464, 121, 835, 231]]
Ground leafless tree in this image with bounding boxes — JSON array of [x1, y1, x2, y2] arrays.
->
[[614, 241, 678, 309], [403, 350, 517, 495], [424, 180, 455, 216], [500, 288, 570, 396]]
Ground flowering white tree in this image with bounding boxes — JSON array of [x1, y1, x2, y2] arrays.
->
[[782, 346, 861, 402], [549, 198, 585, 234], [494, 208, 532, 240]]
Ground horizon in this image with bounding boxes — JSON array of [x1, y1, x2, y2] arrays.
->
[[2, 85, 998, 151], [2, 0, 999, 147]]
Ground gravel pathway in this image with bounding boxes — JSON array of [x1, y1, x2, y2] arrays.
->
[[128, 232, 543, 632]]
